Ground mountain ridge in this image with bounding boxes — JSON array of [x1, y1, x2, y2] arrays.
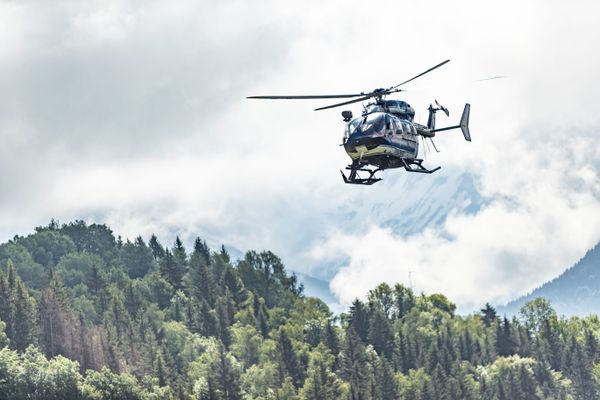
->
[[499, 241, 600, 316]]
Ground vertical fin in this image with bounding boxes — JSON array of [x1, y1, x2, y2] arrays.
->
[[460, 103, 471, 141]]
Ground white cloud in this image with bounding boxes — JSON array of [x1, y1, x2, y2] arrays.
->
[[1, 0, 600, 311], [327, 131, 600, 311]]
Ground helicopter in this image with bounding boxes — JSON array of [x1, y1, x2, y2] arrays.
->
[[247, 59, 471, 185]]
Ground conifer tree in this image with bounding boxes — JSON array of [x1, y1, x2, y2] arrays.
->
[[278, 329, 304, 388], [480, 303, 497, 327], [393, 283, 415, 319], [340, 329, 368, 400], [6, 263, 37, 351], [160, 249, 185, 290], [367, 307, 394, 358], [300, 344, 343, 400], [148, 234, 165, 260], [347, 299, 369, 342], [187, 238, 215, 306]]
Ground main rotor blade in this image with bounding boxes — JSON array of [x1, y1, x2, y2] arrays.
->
[[389, 59, 450, 90], [314, 94, 374, 111], [247, 93, 365, 100]]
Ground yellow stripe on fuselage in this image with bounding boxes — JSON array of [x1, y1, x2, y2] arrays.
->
[[347, 144, 413, 160]]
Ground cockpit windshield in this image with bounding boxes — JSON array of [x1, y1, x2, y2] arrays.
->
[[345, 113, 385, 139], [365, 104, 384, 114], [361, 113, 385, 132]]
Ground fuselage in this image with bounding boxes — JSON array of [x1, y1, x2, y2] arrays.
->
[[343, 112, 417, 169], [342, 99, 434, 169]]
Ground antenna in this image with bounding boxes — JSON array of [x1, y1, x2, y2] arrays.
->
[[408, 270, 414, 291]]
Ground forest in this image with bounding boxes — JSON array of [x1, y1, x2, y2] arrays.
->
[[0, 220, 599, 399]]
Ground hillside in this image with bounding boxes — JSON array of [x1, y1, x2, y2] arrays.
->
[[500, 242, 600, 316], [0, 220, 599, 399]]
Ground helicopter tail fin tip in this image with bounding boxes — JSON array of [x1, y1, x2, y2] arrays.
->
[[460, 103, 471, 142]]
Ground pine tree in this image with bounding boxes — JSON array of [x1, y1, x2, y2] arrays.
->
[[347, 299, 369, 342], [221, 267, 247, 307], [251, 295, 269, 338], [393, 283, 415, 319], [187, 238, 215, 306], [367, 307, 394, 358], [39, 287, 69, 358], [480, 303, 497, 327], [340, 329, 368, 400], [0, 270, 11, 335], [216, 293, 235, 348], [377, 358, 398, 400], [324, 320, 340, 369], [148, 234, 165, 260], [216, 341, 242, 400], [7, 264, 37, 351], [496, 317, 514, 357], [160, 249, 185, 290], [193, 237, 211, 265], [278, 329, 304, 388], [300, 344, 343, 400]]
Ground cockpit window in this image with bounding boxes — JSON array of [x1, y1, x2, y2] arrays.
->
[[346, 119, 361, 138], [345, 113, 385, 139], [366, 104, 384, 113], [360, 113, 385, 133]]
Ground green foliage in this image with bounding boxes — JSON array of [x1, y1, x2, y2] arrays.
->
[[188, 338, 242, 399], [237, 251, 302, 309], [1, 220, 600, 399], [520, 297, 557, 335], [239, 363, 279, 399], [300, 344, 346, 400], [60, 220, 117, 262], [0, 320, 8, 348], [0, 263, 38, 351], [56, 252, 105, 288], [84, 367, 145, 400], [231, 323, 262, 368], [120, 237, 156, 279], [0, 243, 48, 290], [0, 346, 83, 400], [478, 355, 574, 399], [16, 228, 76, 267]]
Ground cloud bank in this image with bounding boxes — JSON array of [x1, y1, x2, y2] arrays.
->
[[1, 0, 600, 311], [327, 130, 600, 310]]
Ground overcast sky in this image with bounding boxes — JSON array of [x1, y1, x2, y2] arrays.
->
[[1, 0, 600, 311]]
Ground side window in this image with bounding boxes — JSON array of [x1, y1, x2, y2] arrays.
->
[[393, 120, 401, 135], [389, 119, 396, 135]]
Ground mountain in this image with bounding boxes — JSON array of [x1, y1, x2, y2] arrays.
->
[[500, 242, 600, 316], [304, 171, 486, 305], [336, 170, 486, 240], [375, 171, 486, 237]]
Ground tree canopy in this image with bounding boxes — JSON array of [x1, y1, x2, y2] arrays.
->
[[0, 220, 598, 399]]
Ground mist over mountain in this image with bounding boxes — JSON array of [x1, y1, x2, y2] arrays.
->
[[500, 242, 600, 316], [302, 171, 486, 305]]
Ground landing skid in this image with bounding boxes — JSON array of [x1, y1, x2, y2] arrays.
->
[[340, 165, 382, 185], [401, 159, 441, 174], [340, 158, 440, 184]]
